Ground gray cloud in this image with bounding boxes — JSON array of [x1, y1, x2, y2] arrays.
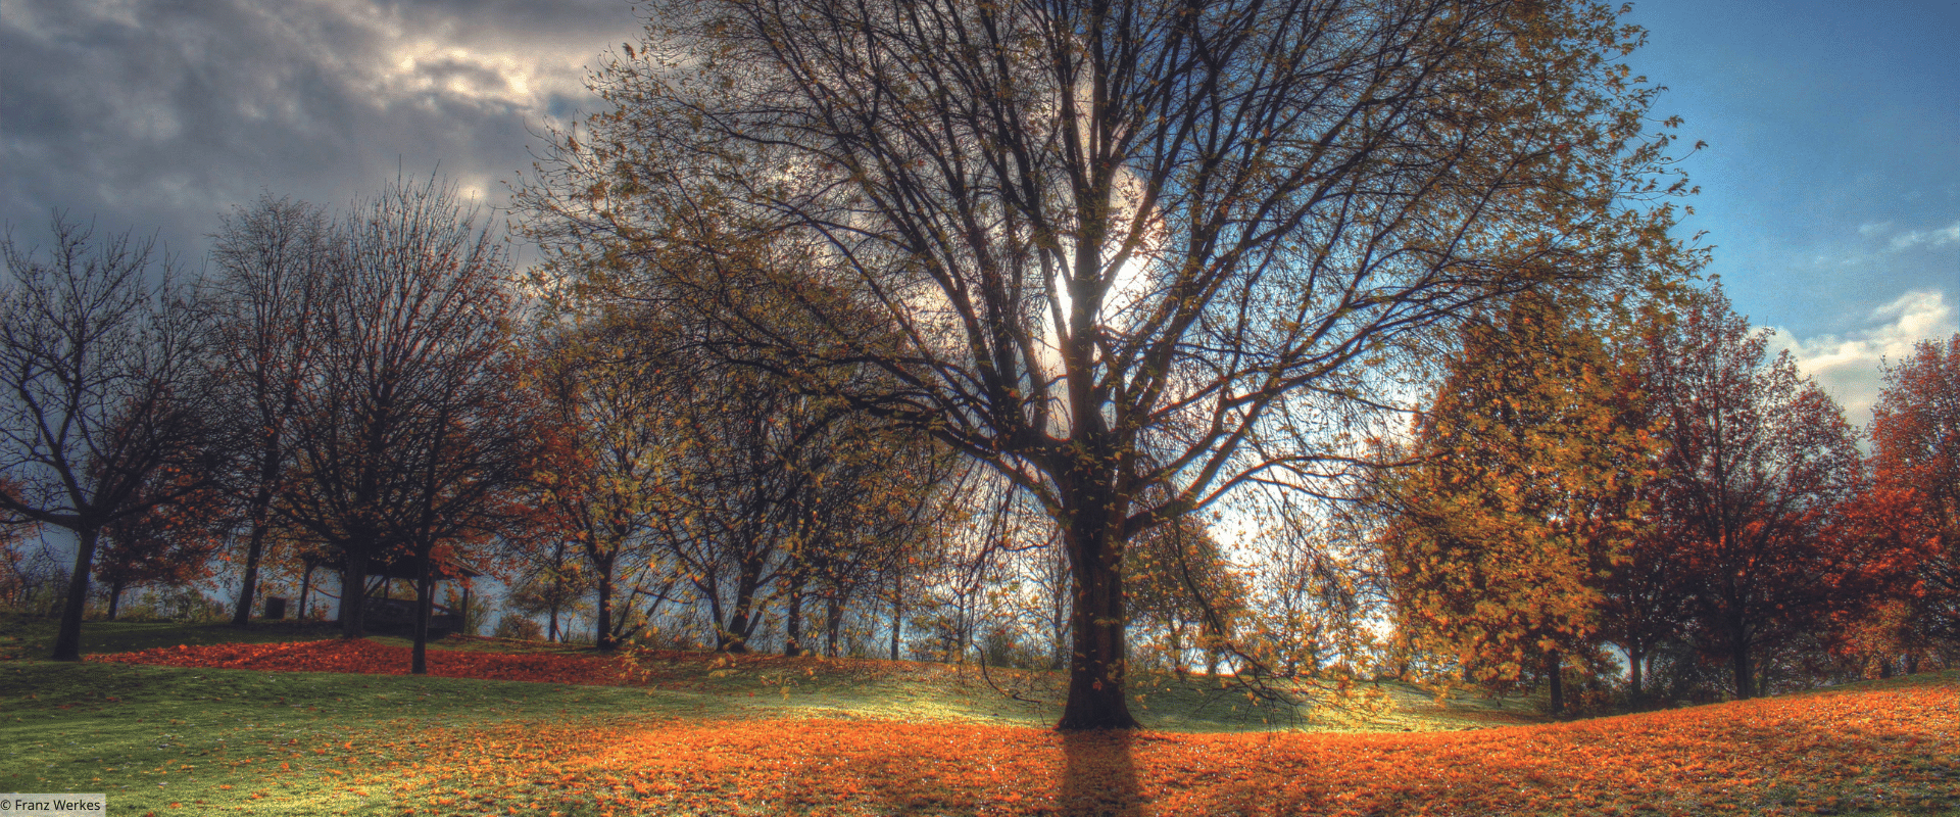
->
[[1, 0, 638, 262]]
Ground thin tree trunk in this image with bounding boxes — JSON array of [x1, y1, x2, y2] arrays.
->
[[411, 567, 432, 675], [107, 578, 125, 622], [339, 547, 370, 639], [231, 497, 274, 628], [1628, 647, 1646, 700], [824, 592, 844, 657], [783, 583, 804, 656], [297, 563, 314, 622], [595, 559, 617, 651], [1545, 650, 1564, 716], [889, 571, 903, 661]]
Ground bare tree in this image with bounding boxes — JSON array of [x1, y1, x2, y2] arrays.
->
[[528, 0, 1690, 727], [280, 179, 531, 673], [204, 195, 334, 627], [0, 217, 211, 659]]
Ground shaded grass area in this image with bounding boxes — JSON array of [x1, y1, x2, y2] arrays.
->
[[0, 612, 336, 658]]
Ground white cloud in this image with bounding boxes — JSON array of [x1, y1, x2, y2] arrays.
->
[[1769, 289, 1958, 431], [1886, 221, 1960, 252]]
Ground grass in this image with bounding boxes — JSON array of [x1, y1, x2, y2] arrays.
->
[[2, 614, 1953, 816]]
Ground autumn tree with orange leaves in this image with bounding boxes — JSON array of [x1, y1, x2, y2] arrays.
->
[[1639, 284, 1862, 699], [1381, 291, 1660, 713], [94, 472, 227, 620], [1866, 334, 1960, 649], [524, 0, 1694, 729]]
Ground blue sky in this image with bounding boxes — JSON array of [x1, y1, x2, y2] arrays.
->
[[2, 0, 1953, 426], [1621, 0, 1960, 423]]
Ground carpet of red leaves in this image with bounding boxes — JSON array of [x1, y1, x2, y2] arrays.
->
[[87, 638, 632, 685]]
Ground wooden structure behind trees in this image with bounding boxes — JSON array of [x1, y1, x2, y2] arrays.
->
[[346, 554, 481, 640]]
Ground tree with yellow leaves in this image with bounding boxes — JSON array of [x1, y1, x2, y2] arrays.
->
[[1380, 291, 1659, 713]]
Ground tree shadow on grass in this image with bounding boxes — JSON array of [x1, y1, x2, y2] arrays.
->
[[1058, 729, 1142, 816]]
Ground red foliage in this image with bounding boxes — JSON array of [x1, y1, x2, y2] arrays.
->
[[88, 639, 632, 686]]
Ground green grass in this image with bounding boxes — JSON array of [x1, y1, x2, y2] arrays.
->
[[0, 612, 337, 658]]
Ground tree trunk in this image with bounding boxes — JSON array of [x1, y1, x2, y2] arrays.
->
[[52, 527, 100, 660], [107, 578, 126, 621], [1545, 651, 1564, 716], [411, 568, 432, 675], [297, 563, 314, 622], [1628, 647, 1645, 701], [824, 592, 844, 657], [720, 559, 765, 653], [595, 559, 617, 651], [231, 499, 273, 628], [339, 547, 369, 639], [783, 583, 804, 656], [889, 571, 903, 661], [1056, 520, 1139, 731], [1730, 629, 1755, 699]]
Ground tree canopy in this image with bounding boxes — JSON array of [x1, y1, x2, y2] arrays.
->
[[524, 0, 1694, 728]]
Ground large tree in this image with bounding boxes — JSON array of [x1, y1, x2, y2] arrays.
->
[[0, 218, 212, 659], [1869, 334, 1960, 642], [280, 178, 531, 672], [520, 315, 687, 651], [1640, 284, 1862, 698], [203, 195, 334, 628], [1379, 291, 1658, 713], [527, 0, 1689, 728]]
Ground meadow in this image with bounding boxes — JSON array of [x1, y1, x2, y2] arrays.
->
[[3, 615, 1954, 816]]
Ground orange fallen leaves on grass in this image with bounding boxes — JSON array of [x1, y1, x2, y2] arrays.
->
[[369, 678, 1949, 816], [86, 640, 1958, 815], [87, 639, 630, 685]]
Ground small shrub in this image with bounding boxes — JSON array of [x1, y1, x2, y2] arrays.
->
[[493, 612, 544, 641]]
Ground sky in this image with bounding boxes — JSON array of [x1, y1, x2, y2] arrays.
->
[[3, 0, 1955, 429]]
